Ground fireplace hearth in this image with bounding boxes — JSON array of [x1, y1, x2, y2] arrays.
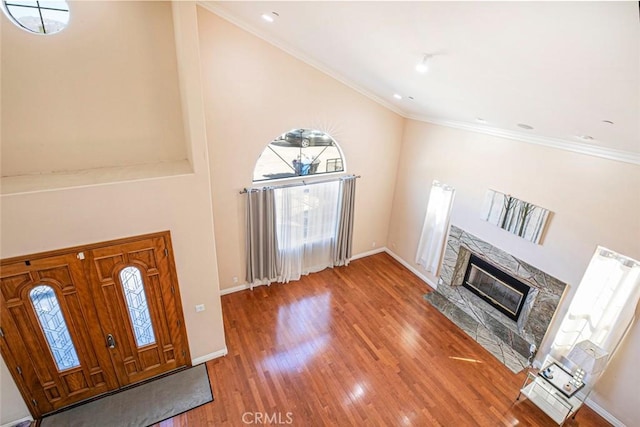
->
[[423, 226, 567, 373]]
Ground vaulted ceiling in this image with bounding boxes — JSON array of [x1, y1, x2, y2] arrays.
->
[[204, 1, 639, 163]]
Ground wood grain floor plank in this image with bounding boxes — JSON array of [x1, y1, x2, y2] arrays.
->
[[154, 253, 611, 426]]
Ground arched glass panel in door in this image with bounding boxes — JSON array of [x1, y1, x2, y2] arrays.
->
[[119, 266, 156, 347], [29, 285, 80, 370]]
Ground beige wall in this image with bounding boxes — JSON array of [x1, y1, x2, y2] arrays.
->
[[1, 1, 187, 177], [196, 8, 404, 291], [0, 361, 29, 424], [0, 3, 225, 424], [2, 1, 637, 425], [387, 120, 640, 425], [0, 173, 225, 424]]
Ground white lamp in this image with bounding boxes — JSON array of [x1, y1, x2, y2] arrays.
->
[[566, 340, 608, 386]]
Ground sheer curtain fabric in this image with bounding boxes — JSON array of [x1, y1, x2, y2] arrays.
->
[[275, 181, 340, 283], [551, 247, 640, 364], [415, 181, 456, 275]]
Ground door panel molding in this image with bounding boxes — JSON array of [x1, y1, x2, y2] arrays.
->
[[0, 254, 117, 414], [87, 236, 189, 385], [0, 231, 191, 418]]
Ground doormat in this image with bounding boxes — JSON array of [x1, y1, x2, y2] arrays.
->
[[41, 363, 213, 427]]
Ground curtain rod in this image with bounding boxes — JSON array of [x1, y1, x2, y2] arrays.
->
[[239, 174, 360, 194]]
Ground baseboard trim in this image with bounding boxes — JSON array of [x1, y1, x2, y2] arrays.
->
[[585, 397, 625, 427], [351, 247, 386, 260], [220, 283, 249, 295], [1, 416, 33, 427], [220, 281, 275, 295], [219, 249, 386, 296], [384, 248, 439, 289], [192, 347, 228, 365]]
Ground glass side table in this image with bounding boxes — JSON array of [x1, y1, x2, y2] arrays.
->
[[516, 357, 590, 425]]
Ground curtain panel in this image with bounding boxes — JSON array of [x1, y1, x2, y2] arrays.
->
[[275, 181, 340, 283], [551, 248, 640, 366], [415, 181, 456, 275], [245, 188, 279, 287], [244, 175, 358, 287], [333, 176, 357, 266]]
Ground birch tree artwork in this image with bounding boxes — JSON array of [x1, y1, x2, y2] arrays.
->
[[480, 189, 550, 244]]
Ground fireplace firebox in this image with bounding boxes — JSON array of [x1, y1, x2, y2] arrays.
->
[[462, 254, 531, 322]]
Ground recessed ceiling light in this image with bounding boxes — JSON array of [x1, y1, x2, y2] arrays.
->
[[602, 120, 614, 125], [393, 94, 403, 100], [415, 54, 431, 74], [261, 12, 278, 22], [577, 135, 595, 141], [517, 123, 534, 130]]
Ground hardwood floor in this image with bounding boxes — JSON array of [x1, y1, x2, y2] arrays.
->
[[156, 253, 611, 426]]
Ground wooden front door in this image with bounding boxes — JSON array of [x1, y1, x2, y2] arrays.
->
[[86, 235, 189, 386], [0, 232, 190, 418], [0, 253, 119, 414]]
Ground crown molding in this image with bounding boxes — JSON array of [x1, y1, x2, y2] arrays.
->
[[197, 1, 405, 118], [197, 1, 640, 166], [406, 115, 640, 165]]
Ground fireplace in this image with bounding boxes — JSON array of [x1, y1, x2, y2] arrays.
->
[[462, 254, 531, 322], [424, 226, 567, 373]]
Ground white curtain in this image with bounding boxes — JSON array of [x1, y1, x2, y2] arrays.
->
[[415, 181, 456, 275], [551, 247, 640, 361], [275, 181, 340, 283]]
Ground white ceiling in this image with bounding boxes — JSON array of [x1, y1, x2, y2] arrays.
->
[[204, 1, 640, 162]]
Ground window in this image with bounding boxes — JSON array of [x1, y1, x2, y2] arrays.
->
[[415, 180, 456, 275], [30, 285, 80, 371], [253, 128, 345, 182], [2, 1, 70, 34], [119, 266, 156, 347], [551, 247, 640, 359], [275, 181, 340, 282]]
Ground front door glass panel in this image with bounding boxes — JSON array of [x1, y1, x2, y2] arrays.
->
[[119, 266, 156, 347], [30, 285, 81, 370]]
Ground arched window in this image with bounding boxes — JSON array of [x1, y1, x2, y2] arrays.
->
[[119, 266, 156, 347], [30, 285, 80, 370], [253, 128, 345, 182], [1, 1, 70, 35]]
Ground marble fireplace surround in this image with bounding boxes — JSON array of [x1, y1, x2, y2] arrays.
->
[[424, 225, 567, 373]]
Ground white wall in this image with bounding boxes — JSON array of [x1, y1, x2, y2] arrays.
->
[[387, 119, 640, 425], [0, 3, 225, 425]]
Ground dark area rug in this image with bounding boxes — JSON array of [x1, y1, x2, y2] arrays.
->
[[41, 363, 213, 427]]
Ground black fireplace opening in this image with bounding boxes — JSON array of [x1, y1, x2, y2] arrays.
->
[[462, 254, 531, 322]]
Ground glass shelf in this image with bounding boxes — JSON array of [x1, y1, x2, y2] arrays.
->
[[517, 357, 589, 425], [539, 362, 584, 398]]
